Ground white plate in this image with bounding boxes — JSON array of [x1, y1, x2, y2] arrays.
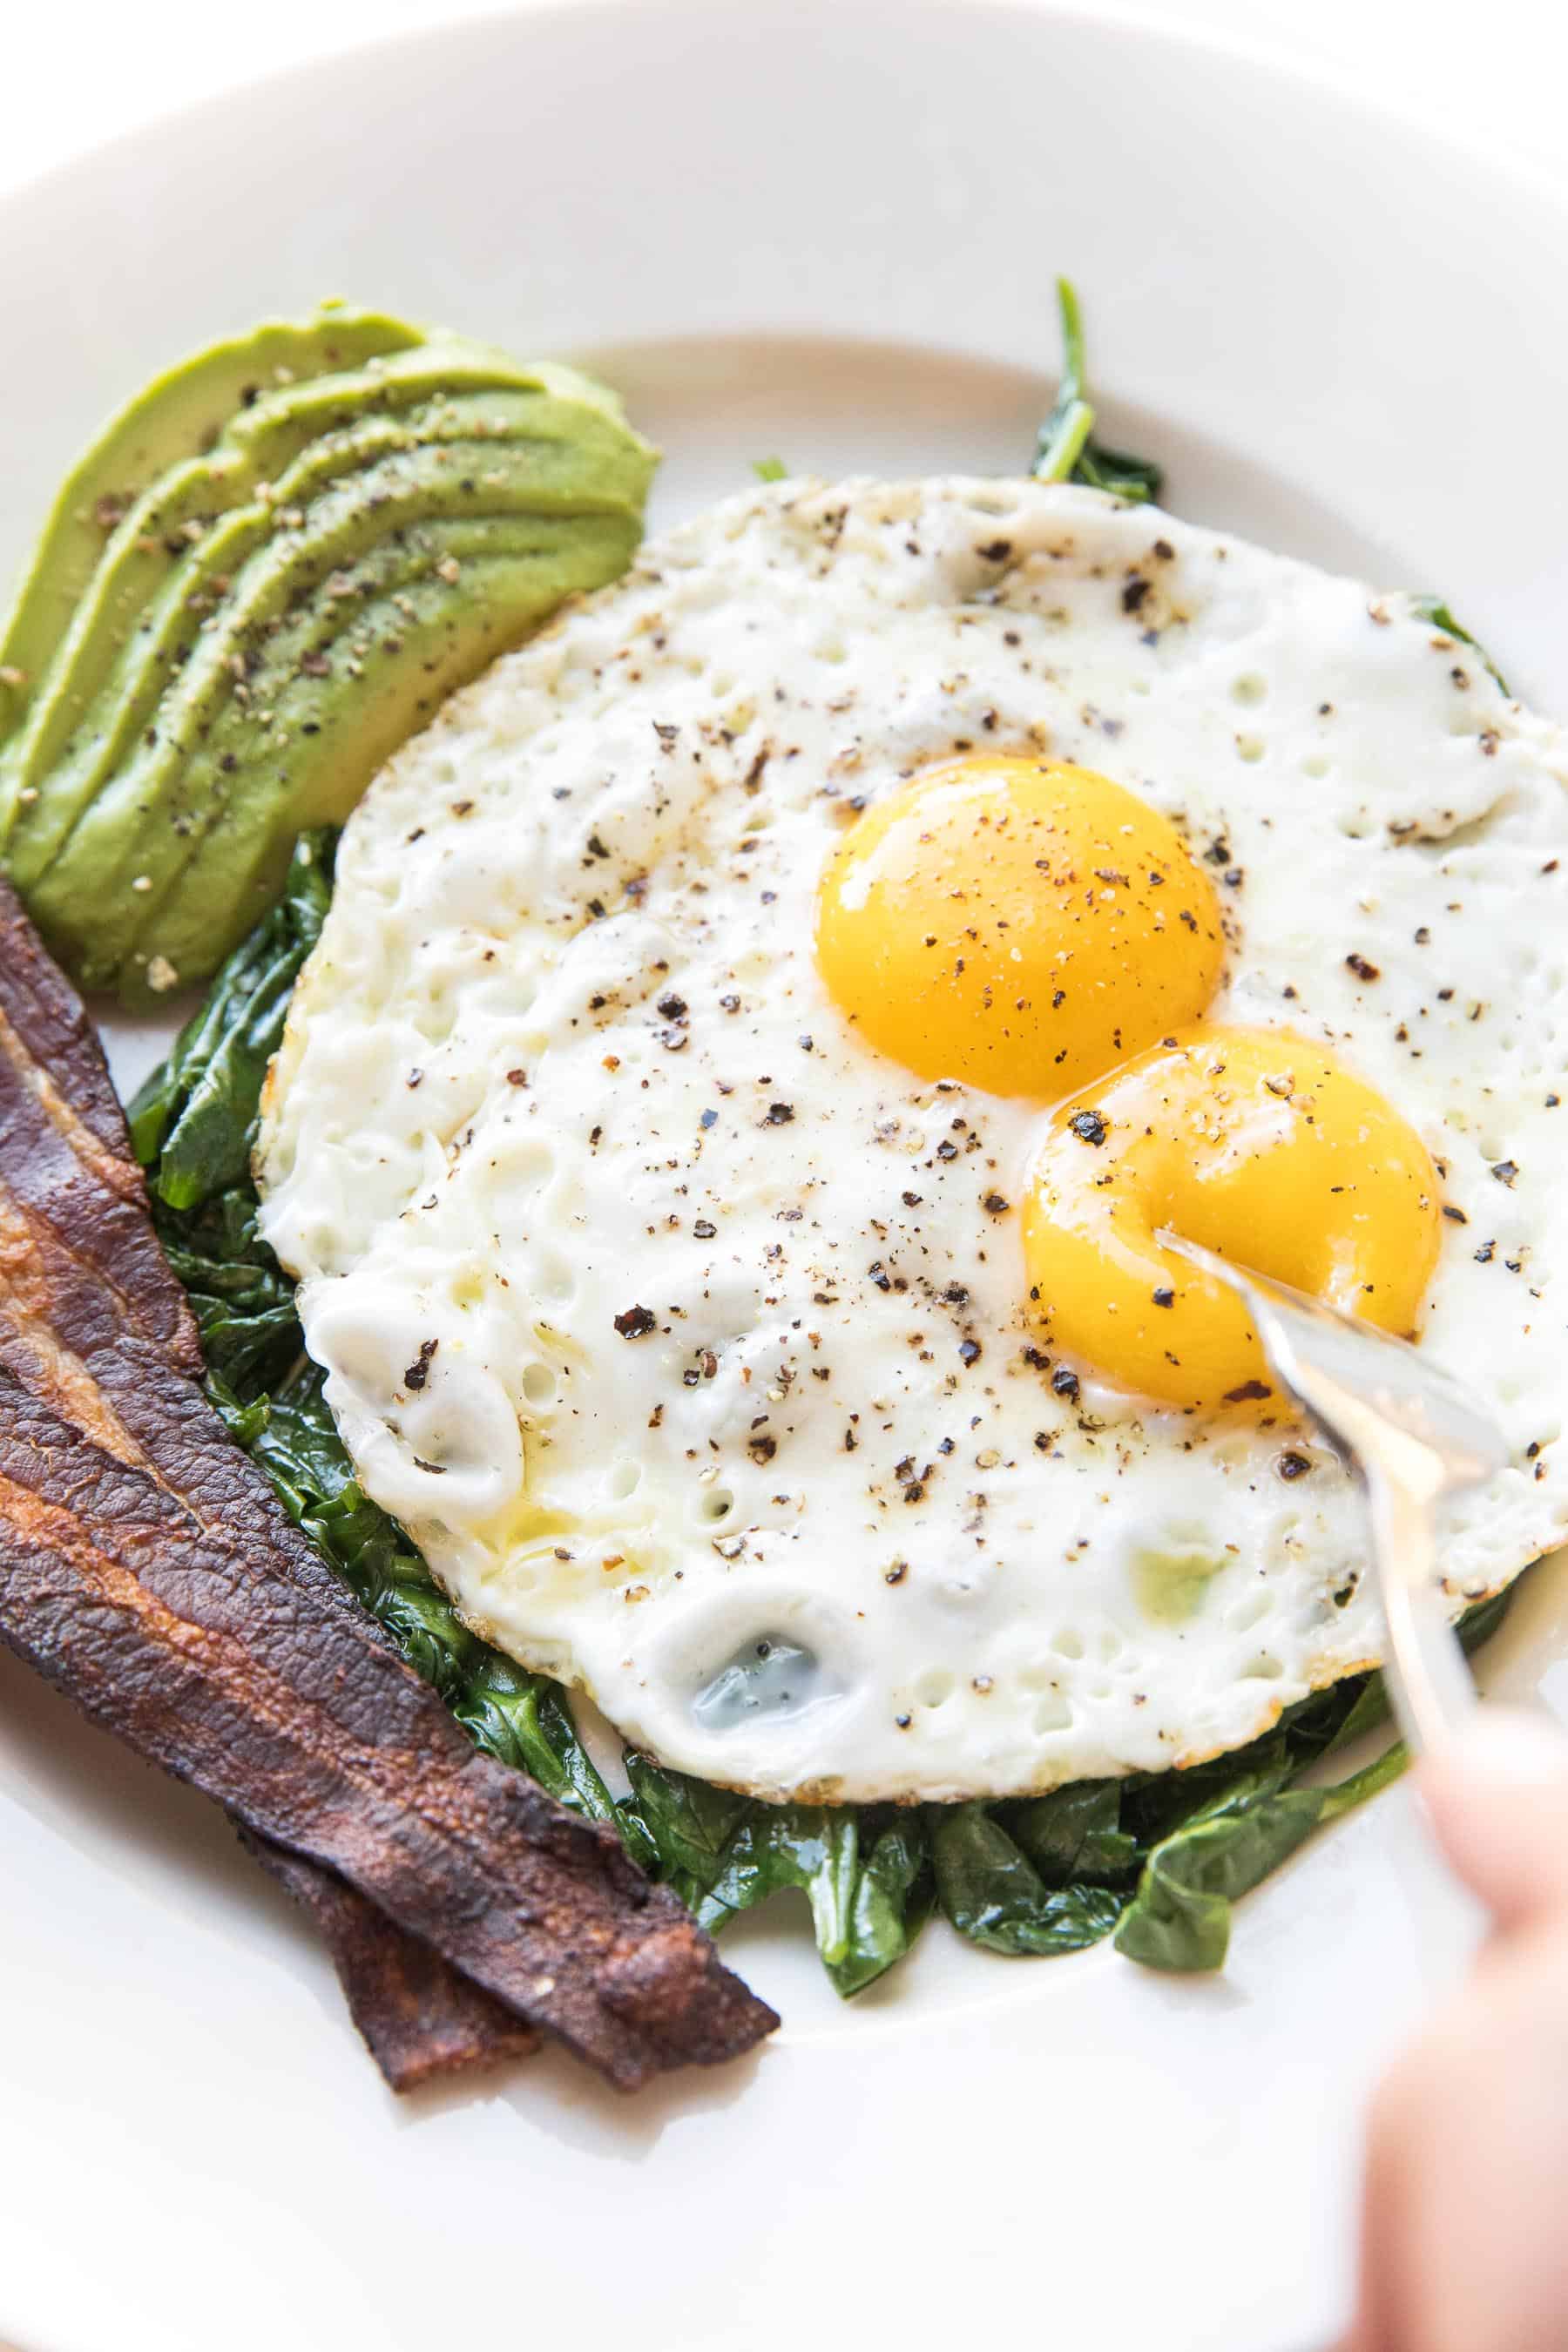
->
[[3, 7, 1566, 2347]]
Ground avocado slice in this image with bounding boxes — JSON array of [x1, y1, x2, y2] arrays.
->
[[0, 308, 421, 740], [1, 355, 628, 822], [6, 383, 647, 886], [0, 314, 657, 1001]]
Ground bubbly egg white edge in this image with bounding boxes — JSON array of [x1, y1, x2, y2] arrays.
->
[[256, 478, 1568, 1803]]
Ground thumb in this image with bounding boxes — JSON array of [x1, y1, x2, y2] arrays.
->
[[1419, 1706, 1568, 1931]]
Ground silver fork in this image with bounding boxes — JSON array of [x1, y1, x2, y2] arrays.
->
[[1157, 1229, 1509, 1755]]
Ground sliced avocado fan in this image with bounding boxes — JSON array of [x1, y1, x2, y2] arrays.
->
[[0, 304, 657, 1004]]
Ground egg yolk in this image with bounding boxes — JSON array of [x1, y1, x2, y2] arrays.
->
[[1022, 1025, 1442, 1409], [814, 755, 1224, 1096]]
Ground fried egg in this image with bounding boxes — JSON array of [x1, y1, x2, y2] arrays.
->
[[256, 477, 1568, 1802]]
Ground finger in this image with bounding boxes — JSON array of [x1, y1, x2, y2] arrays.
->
[[1345, 1928, 1568, 2352], [1339, 2069, 1416, 2352], [1418, 1706, 1568, 1931]]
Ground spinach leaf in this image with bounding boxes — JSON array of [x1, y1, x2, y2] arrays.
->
[[621, 1754, 754, 1912], [1033, 277, 1163, 503], [131, 833, 334, 1205], [1409, 594, 1510, 695], [932, 1803, 1127, 1957], [828, 1815, 935, 1997], [623, 1754, 933, 1990], [1003, 1779, 1141, 1888], [1114, 1740, 1408, 1972]]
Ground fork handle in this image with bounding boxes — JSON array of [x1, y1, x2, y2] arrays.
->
[[1366, 1470, 1479, 1755]]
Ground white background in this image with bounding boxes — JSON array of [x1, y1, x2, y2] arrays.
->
[[6, 0, 1568, 206]]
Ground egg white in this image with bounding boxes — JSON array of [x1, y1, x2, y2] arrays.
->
[[257, 478, 1568, 1801]]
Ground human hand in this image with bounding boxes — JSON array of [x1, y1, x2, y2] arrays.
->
[[1339, 1707, 1568, 2352]]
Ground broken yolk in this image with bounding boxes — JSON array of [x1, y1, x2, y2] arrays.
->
[[814, 754, 1224, 1096], [817, 757, 1441, 1411], [1022, 1025, 1443, 1409]]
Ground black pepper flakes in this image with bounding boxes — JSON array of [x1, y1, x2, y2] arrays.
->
[[1051, 1367, 1080, 1401], [1346, 953, 1381, 983], [402, 1339, 438, 1391], [1277, 1450, 1312, 1480], [765, 1102, 795, 1125], [1069, 1110, 1108, 1146], [1151, 1286, 1174, 1308], [1491, 1159, 1519, 1187], [613, 1305, 658, 1340]]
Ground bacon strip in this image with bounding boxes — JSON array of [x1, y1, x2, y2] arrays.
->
[[0, 883, 775, 2088], [235, 1825, 535, 2089]]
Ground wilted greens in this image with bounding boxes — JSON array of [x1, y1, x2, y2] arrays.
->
[[1033, 276, 1163, 502]]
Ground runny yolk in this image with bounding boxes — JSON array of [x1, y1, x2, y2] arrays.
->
[[1022, 1025, 1443, 1409], [814, 754, 1224, 1096]]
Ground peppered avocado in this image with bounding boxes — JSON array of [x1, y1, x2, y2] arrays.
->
[[0, 307, 657, 1004]]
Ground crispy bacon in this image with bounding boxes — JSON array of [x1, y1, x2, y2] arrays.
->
[[235, 1826, 536, 2089], [0, 883, 776, 2089]]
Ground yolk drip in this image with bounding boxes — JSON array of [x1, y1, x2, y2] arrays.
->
[[1022, 1025, 1442, 1409], [814, 755, 1224, 1096]]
